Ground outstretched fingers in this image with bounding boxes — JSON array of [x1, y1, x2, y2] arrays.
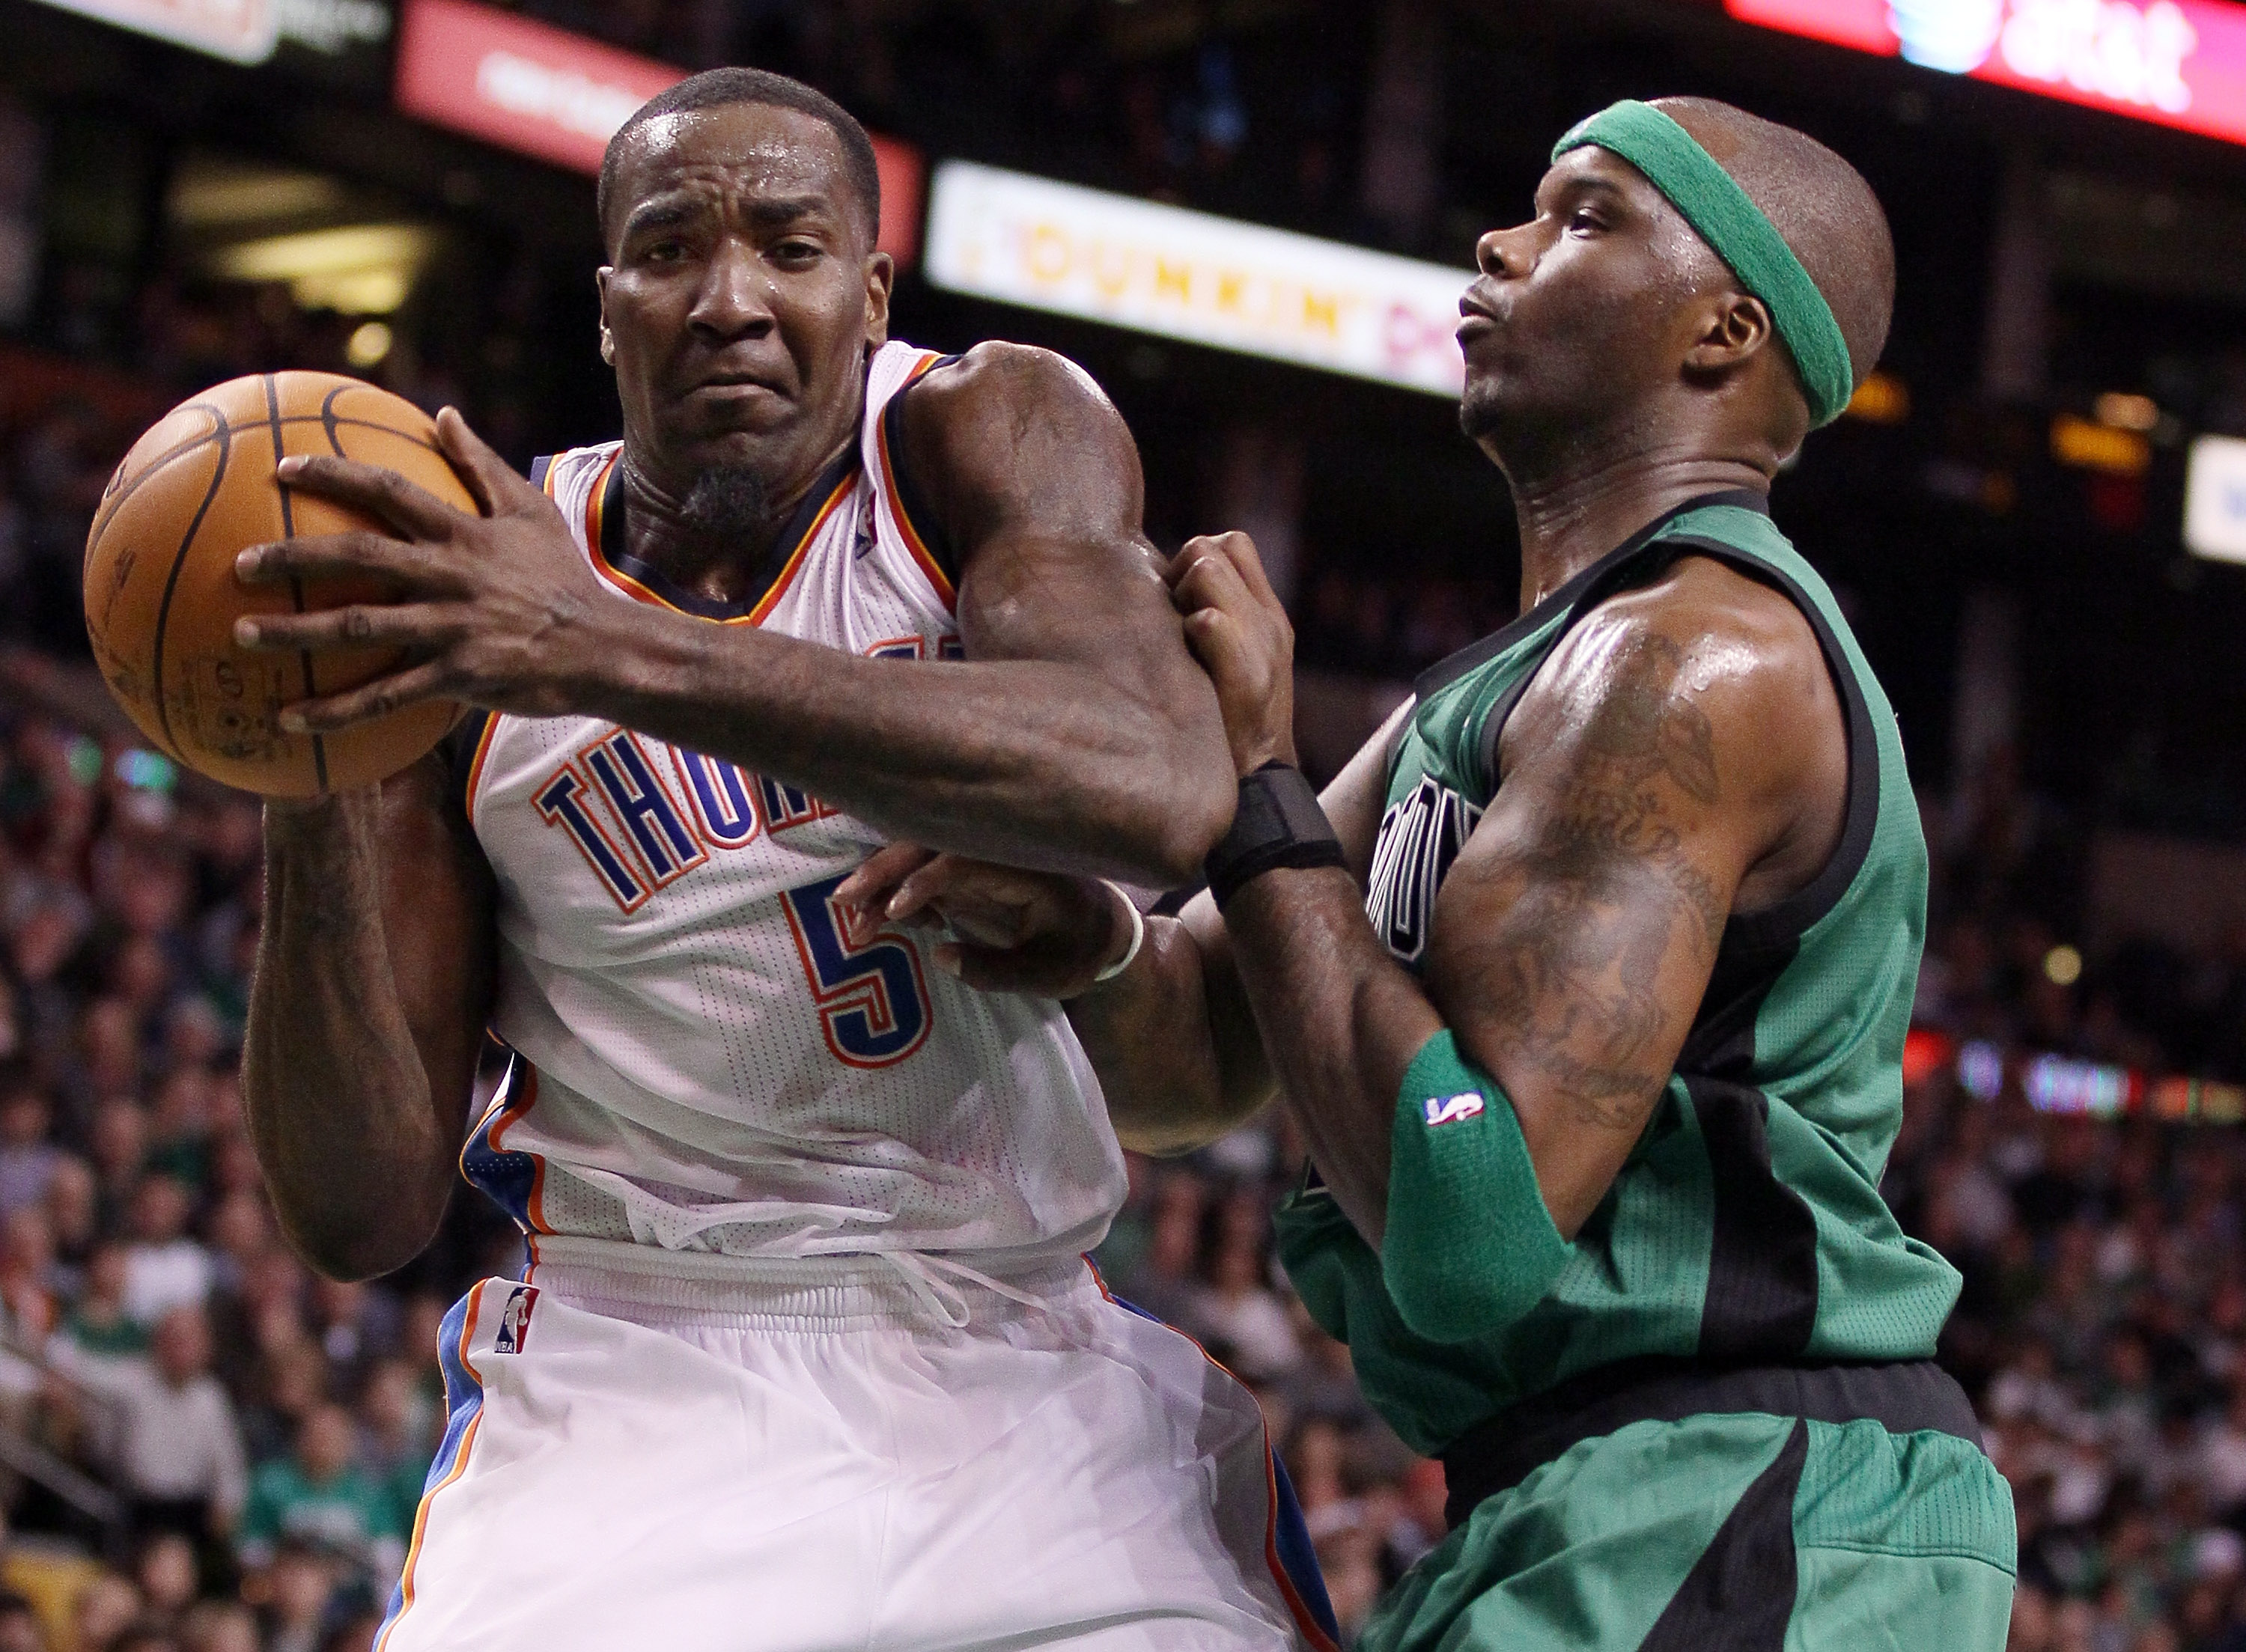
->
[[234, 603, 458, 656], [234, 529, 448, 591], [276, 658, 454, 734], [274, 451, 469, 540]]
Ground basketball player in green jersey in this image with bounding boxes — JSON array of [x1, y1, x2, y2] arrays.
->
[[843, 97, 2016, 1645]]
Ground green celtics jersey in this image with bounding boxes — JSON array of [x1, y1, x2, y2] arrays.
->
[[1274, 492, 1961, 1457]]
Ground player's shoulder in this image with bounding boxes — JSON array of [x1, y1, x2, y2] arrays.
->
[[1510, 558, 1834, 802], [893, 341, 1133, 519], [1615, 553, 1825, 675], [908, 339, 1113, 417]]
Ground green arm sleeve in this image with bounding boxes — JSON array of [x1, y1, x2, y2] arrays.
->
[[1380, 1029, 1571, 1344]]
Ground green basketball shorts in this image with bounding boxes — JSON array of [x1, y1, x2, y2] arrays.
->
[[1363, 1411, 2015, 1651]]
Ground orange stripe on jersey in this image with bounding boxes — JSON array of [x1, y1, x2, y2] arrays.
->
[[875, 351, 957, 612], [461, 713, 502, 833], [1262, 1444, 1343, 1652], [1080, 1258, 1341, 1652], [377, 1280, 490, 1652], [577, 451, 684, 612], [745, 469, 859, 625], [573, 449, 856, 628]]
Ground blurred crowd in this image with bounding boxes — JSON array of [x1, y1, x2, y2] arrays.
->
[[511, 0, 1365, 242], [6, 112, 2246, 1644], [9, 377, 2246, 1652], [0, 696, 510, 1651]]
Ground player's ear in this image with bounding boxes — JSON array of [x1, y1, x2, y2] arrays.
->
[[1682, 292, 1774, 374], [863, 251, 895, 350], [595, 266, 616, 366]]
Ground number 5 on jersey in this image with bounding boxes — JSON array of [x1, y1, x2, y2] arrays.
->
[[781, 874, 934, 1068]]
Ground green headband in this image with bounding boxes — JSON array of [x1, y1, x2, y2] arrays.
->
[[1552, 100, 1855, 427]]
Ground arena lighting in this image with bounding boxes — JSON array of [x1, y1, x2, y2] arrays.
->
[[2095, 390, 2162, 431], [2051, 411, 2152, 475], [1921, 1027, 2246, 1121], [393, 0, 925, 264], [27, 0, 389, 67], [1843, 369, 1911, 424], [207, 222, 438, 314], [922, 160, 1470, 397], [1723, 0, 2246, 148], [2184, 433, 2246, 561], [346, 320, 394, 367]]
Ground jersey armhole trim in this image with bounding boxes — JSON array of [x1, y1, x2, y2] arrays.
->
[[1469, 530, 1878, 954], [1415, 490, 1771, 704], [1649, 536, 1879, 953], [447, 710, 499, 832], [877, 353, 964, 610]]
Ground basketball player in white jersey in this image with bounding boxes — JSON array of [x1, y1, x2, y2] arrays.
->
[[228, 69, 1333, 1652]]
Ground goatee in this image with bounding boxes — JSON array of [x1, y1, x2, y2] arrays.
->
[[680, 465, 773, 543], [1458, 382, 1504, 442]]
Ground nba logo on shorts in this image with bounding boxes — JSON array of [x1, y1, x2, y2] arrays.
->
[[494, 1285, 538, 1355]]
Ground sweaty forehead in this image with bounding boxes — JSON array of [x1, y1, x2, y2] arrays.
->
[[1536, 147, 1726, 279], [1537, 146, 1667, 218], [610, 104, 854, 225]]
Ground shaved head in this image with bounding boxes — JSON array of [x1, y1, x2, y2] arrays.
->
[[1651, 97, 1895, 394]]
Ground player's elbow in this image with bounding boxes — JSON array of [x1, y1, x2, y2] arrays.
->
[[1111, 1094, 1257, 1158], [1381, 1244, 1562, 1345], [276, 1203, 444, 1284]]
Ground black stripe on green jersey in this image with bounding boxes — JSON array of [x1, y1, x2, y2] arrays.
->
[[1637, 1418, 1808, 1652], [1276, 492, 1960, 1460]]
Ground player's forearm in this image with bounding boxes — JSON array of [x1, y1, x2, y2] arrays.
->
[[573, 605, 1232, 886], [1068, 915, 1275, 1154], [243, 802, 460, 1281], [1220, 868, 1445, 1247]]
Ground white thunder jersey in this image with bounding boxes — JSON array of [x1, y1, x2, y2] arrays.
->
[[458, 341, 1125, 1272]]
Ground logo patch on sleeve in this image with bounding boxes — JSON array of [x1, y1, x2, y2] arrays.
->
[[1422, 1092, 1486, 1127]]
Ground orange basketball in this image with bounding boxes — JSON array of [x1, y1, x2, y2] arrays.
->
[[82, 372, 469, 799]]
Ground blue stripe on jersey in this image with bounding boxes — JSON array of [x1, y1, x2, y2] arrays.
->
[[460, 1056, 538, 1233], [1268, 1451, 1341, 1649], [1101, 1284, 1342, 1649], [378, 1285, 489, 1644]]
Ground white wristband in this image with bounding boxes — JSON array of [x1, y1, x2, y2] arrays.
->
[[1092, 881, 1145, 984]]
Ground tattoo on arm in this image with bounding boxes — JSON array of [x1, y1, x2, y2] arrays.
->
[[1437, 630, 1731, 1132]]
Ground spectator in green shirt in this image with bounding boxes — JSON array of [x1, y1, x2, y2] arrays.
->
[[57, 1242, 147, 1362], [236, 1404, 403, 1585]]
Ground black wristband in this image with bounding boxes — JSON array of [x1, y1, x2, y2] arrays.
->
[[1205, 761, 1346, 909]]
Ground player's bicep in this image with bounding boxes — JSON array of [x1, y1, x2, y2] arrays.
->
[[375, 748, 497, 1136], [1420, 729, 1743, 1236], [908, 346, 1208, 698]]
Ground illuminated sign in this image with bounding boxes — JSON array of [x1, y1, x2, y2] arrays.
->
[[2185, 433, 2246, 561], [29, 0, 390, 70], [31, 0, 276, 63], [394, 0, 924, 262], [923, 162, 1468, 396], [1726, 0, 2246, 147]]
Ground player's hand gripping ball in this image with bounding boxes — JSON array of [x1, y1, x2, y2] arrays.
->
[[82, 372, 471, 797]]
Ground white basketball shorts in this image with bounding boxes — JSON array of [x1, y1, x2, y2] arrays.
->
[[374, 1240, 1336, 1652]]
